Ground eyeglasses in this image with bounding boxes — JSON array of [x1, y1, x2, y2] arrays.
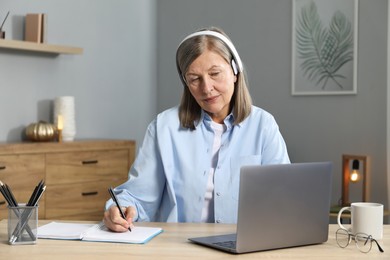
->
[[336, 228, 384, 253]]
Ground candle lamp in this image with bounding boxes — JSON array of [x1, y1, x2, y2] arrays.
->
[[57, 115, 63, 143]]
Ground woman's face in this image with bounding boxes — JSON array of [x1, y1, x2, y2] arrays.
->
[[185, 50, 237, 123]]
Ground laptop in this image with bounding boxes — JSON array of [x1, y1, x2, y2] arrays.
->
[[188, 162, 333, 254]]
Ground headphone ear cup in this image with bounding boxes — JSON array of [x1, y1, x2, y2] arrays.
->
[[231, 59, 238, 75]]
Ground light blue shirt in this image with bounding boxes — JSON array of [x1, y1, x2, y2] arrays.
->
[[106, 106, 290, 223]]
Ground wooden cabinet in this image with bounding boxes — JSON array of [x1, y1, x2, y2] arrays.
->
[[0, 154, 45, 219], [0, 140, 135, 221], [45, 149, 130, 220]]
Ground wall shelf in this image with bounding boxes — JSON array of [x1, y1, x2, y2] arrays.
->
[[0, 39, 83, 55]]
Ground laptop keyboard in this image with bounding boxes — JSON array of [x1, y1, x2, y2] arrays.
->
[[213, 240, 236, 249]]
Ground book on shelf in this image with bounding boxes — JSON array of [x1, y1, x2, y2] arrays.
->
[[25, 13, 47, 43], [37, 221, 163, 244], [41, 13, 47, 43]]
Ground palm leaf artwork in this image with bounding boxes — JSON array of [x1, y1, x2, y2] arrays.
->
[[296, 1, 354, 90]]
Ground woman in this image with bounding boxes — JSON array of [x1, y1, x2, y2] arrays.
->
[[104, 27, 290, 232]]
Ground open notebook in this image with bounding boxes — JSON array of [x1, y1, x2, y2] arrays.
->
[[38, 222, 163, 244]]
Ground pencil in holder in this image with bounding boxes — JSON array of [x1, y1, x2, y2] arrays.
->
[[8, 204, 38, 245]]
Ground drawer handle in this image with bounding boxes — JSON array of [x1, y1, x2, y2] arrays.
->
[[82, 191, 98, 196], [0, 200, 5, 205], [82, 160, 98, 165], [0, 166, 6, 170]]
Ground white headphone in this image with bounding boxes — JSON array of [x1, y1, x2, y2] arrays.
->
[[176, 30, 244, 82]]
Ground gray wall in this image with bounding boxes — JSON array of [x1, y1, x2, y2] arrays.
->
[[0, 0, 388, 222], [157, 0, 389, 220], [0, 0, 157, 147]]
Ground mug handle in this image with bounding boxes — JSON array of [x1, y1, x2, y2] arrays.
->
[[337, 206, 351, 230]]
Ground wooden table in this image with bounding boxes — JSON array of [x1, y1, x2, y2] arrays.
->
[[0, 220, 388, 259]]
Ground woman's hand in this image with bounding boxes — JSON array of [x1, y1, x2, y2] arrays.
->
[[103, 205, 137, 232]]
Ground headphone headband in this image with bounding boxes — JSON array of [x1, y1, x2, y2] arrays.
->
[[176, 30, 243, 81]]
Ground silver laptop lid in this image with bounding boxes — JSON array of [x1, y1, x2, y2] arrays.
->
[[236, 162, 332, 253]]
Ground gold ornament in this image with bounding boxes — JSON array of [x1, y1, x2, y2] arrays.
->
[[25, 121, 57, 142]]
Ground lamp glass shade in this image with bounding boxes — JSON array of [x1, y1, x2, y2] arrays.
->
[[350, 169, 360, 182]]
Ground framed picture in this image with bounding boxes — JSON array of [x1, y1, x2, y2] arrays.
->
[[291, 0, 358, 95]]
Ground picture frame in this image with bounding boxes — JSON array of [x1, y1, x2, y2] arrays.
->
[[291, 0, 358, 96]]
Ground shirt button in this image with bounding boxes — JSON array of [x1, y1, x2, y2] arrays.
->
[[216, 219, 221, 223], [216, 192, 221, 196]]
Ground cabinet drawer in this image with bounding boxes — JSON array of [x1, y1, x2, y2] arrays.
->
[[0, 154, 45, 219], [45, 180, 122, 220], [46, 150, 129, 185]]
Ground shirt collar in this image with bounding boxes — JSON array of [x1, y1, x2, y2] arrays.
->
[[195, 110, 235, 130]]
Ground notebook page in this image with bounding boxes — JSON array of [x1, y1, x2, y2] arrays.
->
[[38, 222, 95, 240], [82, 222, 163, 244]]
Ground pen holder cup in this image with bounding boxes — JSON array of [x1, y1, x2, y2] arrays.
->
[[8, 204, 38, 245]]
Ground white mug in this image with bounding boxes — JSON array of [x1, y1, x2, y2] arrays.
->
[[337, 202, 383, 240]]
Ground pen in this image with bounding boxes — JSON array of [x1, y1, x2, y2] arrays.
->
[[27, 180, 45, 206], [108, 187, 132, 232], [0, 180, 36, 242]]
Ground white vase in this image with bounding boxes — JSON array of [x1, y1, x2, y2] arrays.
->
[[54, 96, 76, 141]]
